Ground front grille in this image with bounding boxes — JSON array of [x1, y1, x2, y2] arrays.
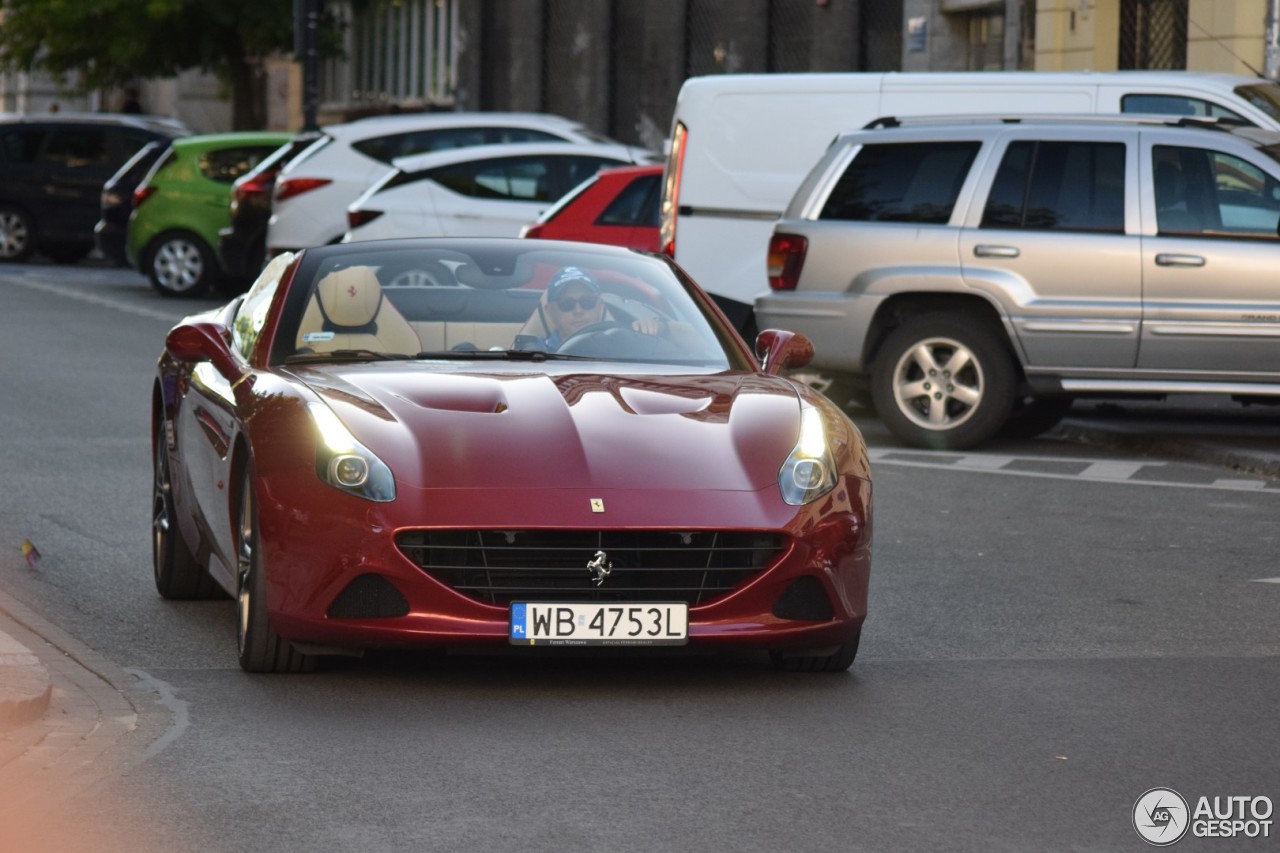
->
[[396, 530, 785, 606]]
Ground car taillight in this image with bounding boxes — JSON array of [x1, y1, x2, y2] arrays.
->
[[132, 186, 157, 208], [767, 233, 808, 291], [347, 209, 383, 229], [233, 174, 275, 205], [520, 223, 545, 239], [658, 121, 687, 258], [275, 177, 332, 202]]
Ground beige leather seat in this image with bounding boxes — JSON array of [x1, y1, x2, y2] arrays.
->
[[296, 266, 421, 355]]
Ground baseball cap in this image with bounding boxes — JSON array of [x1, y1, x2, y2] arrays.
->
[[547, 266, 600, 299]]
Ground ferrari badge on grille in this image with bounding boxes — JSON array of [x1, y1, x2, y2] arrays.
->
[[587, 550, 612, 586]]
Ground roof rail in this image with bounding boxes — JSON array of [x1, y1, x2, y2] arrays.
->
[[860, 113, 1243, 132]]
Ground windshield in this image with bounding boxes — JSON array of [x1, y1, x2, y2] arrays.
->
[[272, 241, 745, 370], [1235, 82, 1280, 121]]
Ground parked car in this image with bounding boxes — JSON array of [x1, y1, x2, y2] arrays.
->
[[0, 112, 187, 263], [662, 70, 1280, 332], [755, 114, 1280, 449], [342, 142, 650, 244], [154, 238, 871, 673], [127, 131, 293, 296], [217, 131, 321, 279], [94, 140, 171, 266], [267, 112, 630, 256], [520, 163, 661, 251]]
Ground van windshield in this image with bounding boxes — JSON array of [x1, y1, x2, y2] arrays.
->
[[1235, 83, 1280, 121]]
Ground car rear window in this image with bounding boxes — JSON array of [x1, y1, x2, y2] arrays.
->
[[982, 140, 1126, 233], [352, 126, 566, 164], [597, 172, 661, 227], [820, 141, 980, 224], [199, 145, 280, 183]]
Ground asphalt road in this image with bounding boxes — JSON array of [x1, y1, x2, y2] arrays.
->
[[1, 261, 1277, 852]]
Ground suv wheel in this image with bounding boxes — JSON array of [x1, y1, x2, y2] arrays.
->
[[148, 231, 215, 297], [0, 205, 34, 262], [871, 312, 1015, 449]]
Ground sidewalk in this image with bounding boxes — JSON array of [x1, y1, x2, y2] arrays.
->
[[0, 615, 51, 731]]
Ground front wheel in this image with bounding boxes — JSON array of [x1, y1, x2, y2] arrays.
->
[[153, 439, 218, 599], [148, 231, 217, 297], [871, 313, 1015, 450], [0, 205, 35, 262], [236, 468, 315, 673]]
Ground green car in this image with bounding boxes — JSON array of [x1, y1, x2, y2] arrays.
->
[[128, 131, 292, 296]]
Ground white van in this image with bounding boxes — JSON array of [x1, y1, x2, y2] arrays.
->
[[658, 70, 1280, 331]]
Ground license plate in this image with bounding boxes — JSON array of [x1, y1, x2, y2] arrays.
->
[[509, 602, 688, 646]]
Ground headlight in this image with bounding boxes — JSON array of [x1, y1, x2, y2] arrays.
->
[[778, 405, 837, 506], [307, 402, 395, 502]]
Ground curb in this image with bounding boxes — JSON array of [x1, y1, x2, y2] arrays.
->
[[0, 627, 51, 731], [1054, 421, 1280, 482]]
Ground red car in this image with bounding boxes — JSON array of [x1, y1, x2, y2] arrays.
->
[[521, 164, 661, 251], [153, 238, 872, 673]]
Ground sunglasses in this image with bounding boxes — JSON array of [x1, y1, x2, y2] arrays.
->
[[553, 295, 600, 312]]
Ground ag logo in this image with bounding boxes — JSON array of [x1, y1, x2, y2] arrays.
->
[[1133, 788, 1190, 846]]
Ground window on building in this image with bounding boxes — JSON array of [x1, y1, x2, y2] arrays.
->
[[322, 0, 459, 110]]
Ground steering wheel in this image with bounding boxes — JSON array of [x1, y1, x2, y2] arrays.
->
[[557, 320, 681, 358]]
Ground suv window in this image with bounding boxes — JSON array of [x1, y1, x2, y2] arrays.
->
[[43, 128, 112, 168], [352, 127, 565, 163], [0, 128, 47, 164], [820, 142, 979, 224], [982, 140, 1125, 233], [1153, 145, 1280, 238]]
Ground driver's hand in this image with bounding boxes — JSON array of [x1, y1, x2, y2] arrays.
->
[[631, 317, 667, 337]]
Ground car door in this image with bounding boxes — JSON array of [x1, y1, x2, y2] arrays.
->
[[39, 124, 117, 237], [959, 128, 1142, 369], [1137, 133, 1280, 374]]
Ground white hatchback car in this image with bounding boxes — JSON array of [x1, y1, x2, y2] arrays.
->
[[341, 142, 651, 243], [266, 113, 625, 254]]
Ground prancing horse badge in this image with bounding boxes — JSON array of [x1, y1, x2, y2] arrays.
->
[[590, 498, 605, 513]]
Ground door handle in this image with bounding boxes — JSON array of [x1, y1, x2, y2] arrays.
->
[[973, 245, 1019, 258], [1155, 253, 1206, 267]]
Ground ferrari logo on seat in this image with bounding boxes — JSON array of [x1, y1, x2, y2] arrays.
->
[[347, 285, 357, 297], [590, 498, 604, 513]]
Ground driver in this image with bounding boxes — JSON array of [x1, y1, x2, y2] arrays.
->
[[532, 266, 663, 350]]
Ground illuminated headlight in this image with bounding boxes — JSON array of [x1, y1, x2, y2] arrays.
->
[[778, 405, 837, 506], [307, 402, 395, 502]]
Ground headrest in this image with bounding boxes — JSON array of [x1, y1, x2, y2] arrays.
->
[[316, 266, 383, 328]]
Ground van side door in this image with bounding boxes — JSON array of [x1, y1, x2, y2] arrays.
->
[[958, 127, 1142, 370], [1137, 131, 1280, 375]]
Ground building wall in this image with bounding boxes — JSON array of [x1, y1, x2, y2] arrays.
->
[[1186, 0, 1269, 74]]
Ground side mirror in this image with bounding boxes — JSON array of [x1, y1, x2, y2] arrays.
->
[[165, 322, 246, 382], [755, 328, 814, 375]]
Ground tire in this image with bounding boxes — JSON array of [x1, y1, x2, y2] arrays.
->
[[0, 205, 35, 262], [153, 439, 219, 599], [148, 231, 217, 297], [771, 629, 861, 673], [870, 312, 1016, 450], [235, 467, 315, 673], [999, 395, 1075, 440]]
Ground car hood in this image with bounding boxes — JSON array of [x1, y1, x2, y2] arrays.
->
[[292, 366, 802, 493]]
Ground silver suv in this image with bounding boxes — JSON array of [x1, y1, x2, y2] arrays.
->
[[755, 115, 1280, 449]]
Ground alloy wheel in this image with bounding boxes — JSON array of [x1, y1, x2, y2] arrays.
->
[[890, 336, 984, 430], [0, 210, 31, 259], [153, 237, 206, 294]]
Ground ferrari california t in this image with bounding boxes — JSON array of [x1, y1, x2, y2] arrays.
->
[[153, 238, 872, 673]]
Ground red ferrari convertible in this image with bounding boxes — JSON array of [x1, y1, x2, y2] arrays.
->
[[153, 238, 872, 672]]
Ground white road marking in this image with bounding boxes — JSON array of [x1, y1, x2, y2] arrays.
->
[[868, 447, 1279, 494], [1250, 578, 1280, 584], [10, 275, 186, 323]]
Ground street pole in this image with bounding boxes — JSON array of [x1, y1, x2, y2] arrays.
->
[[295, 0, 320, 130], [1266, 0, 1280, 80]]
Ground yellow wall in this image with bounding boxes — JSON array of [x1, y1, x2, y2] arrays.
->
[[1034, 0, 1268, 73]]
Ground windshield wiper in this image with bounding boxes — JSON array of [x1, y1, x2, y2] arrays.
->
[[285, 349, 416, 364], [413, 349, 598, 361]]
